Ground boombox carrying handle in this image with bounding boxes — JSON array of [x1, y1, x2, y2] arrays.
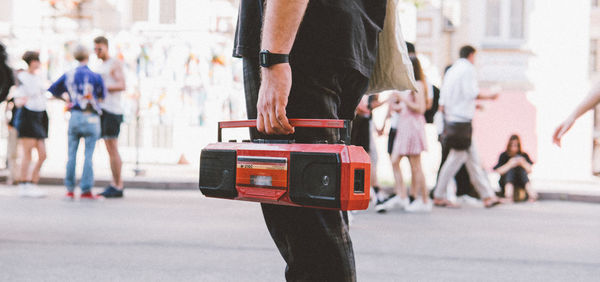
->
[[218, 119, 351, 144]]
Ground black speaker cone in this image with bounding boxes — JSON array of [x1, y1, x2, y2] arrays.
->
[[289, 152, 340, 208]]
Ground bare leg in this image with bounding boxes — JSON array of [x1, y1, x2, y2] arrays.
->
[[391, 155, 407, 199], [408, 154, 428, 203], [19, 138, 36, 183], [504, 183, 514, 203], [31, 139, 46, 184], [7, 126, 20, 184], [104, 138, 123, 189], [409, 164, 418, 199], [525, 182, 538, 202]]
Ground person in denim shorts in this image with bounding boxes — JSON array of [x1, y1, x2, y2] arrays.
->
[[94, 36, 126, 198]]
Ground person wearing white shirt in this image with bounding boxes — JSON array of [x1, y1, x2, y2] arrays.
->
[[433, 46, 500, 208], [14, 51, 48, 198]]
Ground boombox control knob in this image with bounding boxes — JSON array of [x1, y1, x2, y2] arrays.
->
[[322, 175, 330, 186]]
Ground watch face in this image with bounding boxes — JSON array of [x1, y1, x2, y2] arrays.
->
[[260, 53, 268, 67], [259, 50, 270, 67]]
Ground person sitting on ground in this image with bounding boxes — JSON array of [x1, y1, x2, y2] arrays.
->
[[493, 134, 537, 202]]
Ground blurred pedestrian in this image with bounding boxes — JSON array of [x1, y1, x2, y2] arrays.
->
[[0, 42, 14, 103], [352, 94, 385, 204], [433, 45, 501, 208], [376, 56, 431, 213], [94, 36, 126, 198], [493, 134, 537, 202], [5, 98, 20, 185], [1, 43, 17, 184], [14, 51, 48, 198], [553, 82, 600, 146], [377, 93, 404, 200], [48, 45, 105, 201], [434, 64, 478, 202]]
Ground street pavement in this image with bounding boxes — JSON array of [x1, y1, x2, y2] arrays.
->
[[1, 186, 599, 282]]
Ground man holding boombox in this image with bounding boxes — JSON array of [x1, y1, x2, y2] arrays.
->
[[232, 0, 386, 280]]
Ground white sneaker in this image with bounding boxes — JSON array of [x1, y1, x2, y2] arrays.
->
[[375, 196, 409, 213], [25, 184, 47, 198], [18, 183, 30, 197], [406, 198, 432, 213]]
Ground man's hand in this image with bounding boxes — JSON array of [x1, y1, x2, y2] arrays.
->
[[553, 116, 576, 147], [257, 63, 294, 135], [256, 0, 308, 135]]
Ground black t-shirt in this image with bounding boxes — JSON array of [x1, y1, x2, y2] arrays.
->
[[233, 0, 387, 78], [493, 152, 533, 170]]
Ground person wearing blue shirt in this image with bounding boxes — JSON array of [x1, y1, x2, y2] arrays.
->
[[48, 45, 106, 201]]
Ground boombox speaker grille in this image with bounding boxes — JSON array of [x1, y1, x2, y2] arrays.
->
[[199, 149, 237, 198], [289, 152, 340, 208]]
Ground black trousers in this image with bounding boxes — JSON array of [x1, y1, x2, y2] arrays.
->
[[243, 58, 367, 281], [351, 115, 371, 151]]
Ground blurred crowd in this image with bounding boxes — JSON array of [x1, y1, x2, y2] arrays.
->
[[352, 43, 539, 214], [1, 37, 129, 200]]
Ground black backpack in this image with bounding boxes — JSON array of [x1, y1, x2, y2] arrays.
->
[[424, 85, 440, 123]]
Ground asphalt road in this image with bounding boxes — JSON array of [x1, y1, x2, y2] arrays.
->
[[1, 186, 599, 282]]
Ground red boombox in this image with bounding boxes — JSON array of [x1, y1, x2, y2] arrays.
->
[[199, 119, 371, 210]]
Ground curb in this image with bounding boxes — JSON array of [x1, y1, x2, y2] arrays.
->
[[2, 173, 599, 203], [538, 191, 600, 204], [1, 175, 198, 191]]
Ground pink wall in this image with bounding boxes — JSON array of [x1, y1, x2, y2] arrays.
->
[[472, 91, 538, 170]]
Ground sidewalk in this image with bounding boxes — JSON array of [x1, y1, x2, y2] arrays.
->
[[0, 161, 198, 190], [2, 164, 599, 203]]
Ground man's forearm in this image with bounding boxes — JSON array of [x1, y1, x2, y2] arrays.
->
[[261, 0, 309, 54], [568, 82, 600, 121]]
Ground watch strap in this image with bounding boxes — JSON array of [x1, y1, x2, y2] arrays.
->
[[260, 50, 289, 67]]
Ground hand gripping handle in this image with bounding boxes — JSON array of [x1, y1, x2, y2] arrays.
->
[[217, 119, 351, 144]]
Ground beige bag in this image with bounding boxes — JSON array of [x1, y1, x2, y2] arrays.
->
[[367, 0, 417, 94]]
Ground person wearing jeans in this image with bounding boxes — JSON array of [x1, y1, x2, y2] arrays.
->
[[48, 45, 105, 200], [65, 110, 100, 195]]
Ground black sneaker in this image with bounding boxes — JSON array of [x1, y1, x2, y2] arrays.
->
[[98, 186, 124, 198]]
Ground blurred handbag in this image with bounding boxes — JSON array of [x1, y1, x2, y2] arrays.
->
[[367, 0, 417, 94], [442, 121, 472, 150]]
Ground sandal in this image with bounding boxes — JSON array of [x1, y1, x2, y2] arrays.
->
[[433, 198, 461, 208], [484, 199, 501, 208]]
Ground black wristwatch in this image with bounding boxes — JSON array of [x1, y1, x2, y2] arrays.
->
[[259, 50, 289, 68]]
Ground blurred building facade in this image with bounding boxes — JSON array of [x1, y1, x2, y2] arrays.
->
[[0, 0, 243, 173], [415, 0, 599, 182]]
